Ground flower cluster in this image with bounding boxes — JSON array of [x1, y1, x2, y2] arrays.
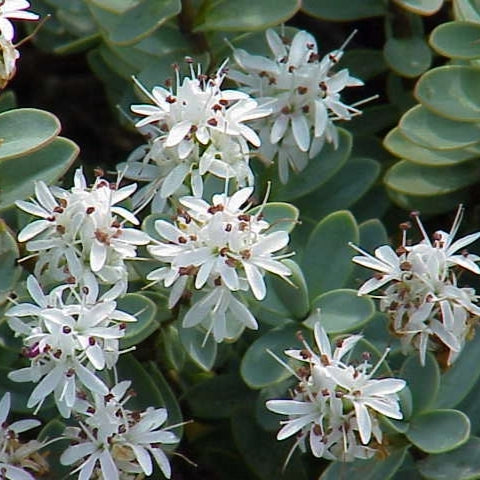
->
[[229, 29, 364, 183], [266, 322, 405, 462], [16, 168, 150, 289], [0, 392, 49, 480], [351, 206, 480, 366], [147, 187, 292, 342], [126, 61, 270, 211], [61, 381, 178, 480], [6, 275, 136, 417], [0, 0, 38, 88]]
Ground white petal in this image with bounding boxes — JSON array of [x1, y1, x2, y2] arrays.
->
[[291, 114, 310, 152]]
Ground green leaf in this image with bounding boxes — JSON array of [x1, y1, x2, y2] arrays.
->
[[54, 33, 101, 55], [186, 374, 254, 419], [38, 419, 71, 479], [393, 0, 443, 15], [418, 437, 480, 480], [0, 137, 79, 210], [399, 105, 480, 151], [249, 202, 299, 234], [320, 446, 408, 479], [240, 323, 300, 389], [160, 325, 186, 371], [109, 0, 181, 45], [384, 36, 432, 78], [0, 108, 60, 160], [435, 332, 480, 409], [385, 160, 480, 197], [341, 49, 388, 82], [0, 90, 16, 113], [195, 0, 300, 32], [270, 259, 309, 320], [179, 324, 217, 371], [296, 157, 380, 220], [400, 353, 440, 415], [454, 0, 480, 23], [406, 409, 470, 453], [0, 220, 21, 305], [271, 128, 352, 201], [430, 22, 480, 59], [302, 0, 384, 20], [231, 404, 308, 480], [302, 210, 359, 299], [415, 66, 480, 122], [384, 128, 477, 166], [117, 293, 158, 348], [307, 289, 375, 334]]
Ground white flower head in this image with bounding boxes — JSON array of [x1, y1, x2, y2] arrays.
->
[[229, 28, 365, 183], [146, 187, 292, 342], [266, 322, 405, 463], [351, 205, 480, 366], [127, 60, 270, 211], [0, 392, 50, 480], [0, 0, 38, 42], [16, 168, 150, 287], [0, 35, 18, 89], [61, 381, 179, 479]]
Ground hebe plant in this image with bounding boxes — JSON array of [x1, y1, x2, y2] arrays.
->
[[1, 0, 480, 479]]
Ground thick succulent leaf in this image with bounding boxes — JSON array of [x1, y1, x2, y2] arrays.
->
[[320, 446, 408, 479], [178, 324, 217, 371], [0, 220, 21, 306], [249, 202, 299, 234], [418, 437, 480, 480], [384, 128, 478, 166], [271, 128, 352, 201], [270, 259, 309, 320], [302, 0, 385, 20], [393, 0, 443, 15], [308, 289, 375, 334], [38, 419, 71, 478], [109, 0, 181, 45], [297, 157, 380, 220], [430, 21, 480, 59], [341, 49, 388, 82], [384, 36, 432, 78], [454, 0, 480, 22], [435, 332, 480, 409], [400, 353, 440, 415], [0, 108, 60, 160], [302, 210, 359, 299], [406, 409, 470, 454], [195, 0, 300, 32], [0, 137, 79, 211], [415, 66, 480, 122], [240, 323, 300, 389], [117, 293, 158, 348], [399, 105, 480, 151]]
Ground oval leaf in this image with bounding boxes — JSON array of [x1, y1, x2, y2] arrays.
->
[[430, 21, 480, 60], [302, 0, 384, 20]]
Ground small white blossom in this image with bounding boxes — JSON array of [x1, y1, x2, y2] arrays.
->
[[351, 205, 480, 366], [0, 0, 38, 41], [16, 168, 150, 288], [0, 35, 18, 89], [6, 276, 136, 417], [61, 381, 178, 479], [147, 187, 292, 342], [0, 392, 50, 480], [126, 61, 270, 211], [266, 323, 405, 463], [229, 29, 364, 183]]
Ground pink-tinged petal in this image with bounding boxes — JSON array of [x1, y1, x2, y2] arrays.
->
[[291, 114, 310, 152], [18, 219, 50, 242], [243, 262, 266, 300], [165, 120, 192, 147], [0, 18, 14, 41]]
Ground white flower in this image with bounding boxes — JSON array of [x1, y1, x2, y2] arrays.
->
[[146, 187, 292, 342], [0, 0, 38, 41], [266, 322, 405, 463], [0, 392, 50, 480], [61, 381, 178, 479], [0, 35, 18, 88], [351, 206, 480, 366], [16, 168, 150, 287], [229, 29, 364, 183], [126, 61, 270, 210], [6, 276, 136, 417]]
